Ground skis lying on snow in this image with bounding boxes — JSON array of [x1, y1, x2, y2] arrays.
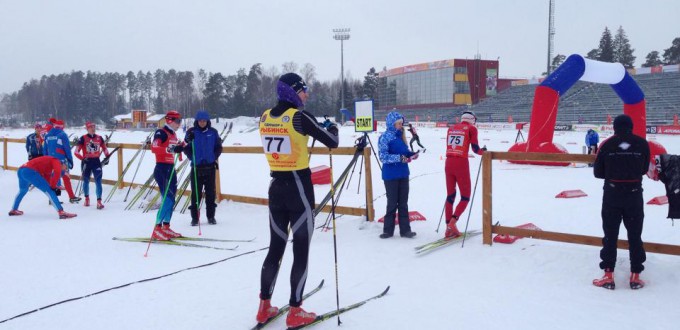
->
[[252, 279, 325, 330], [286, 286, 391, 330], [414, 230, 482, 255], [112, 237, 238, 251], [115, 236, 255, 243]]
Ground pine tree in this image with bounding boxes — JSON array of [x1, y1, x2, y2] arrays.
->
[[662, 37, 680, 65], [613, 26, 636, 68], [597, 27, 615, 62], [642, 51, 663, 67], [586, 49, 600, 60], [362, 67, 379, 102]]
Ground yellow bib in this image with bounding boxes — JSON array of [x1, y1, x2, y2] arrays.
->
[[260, 108, 310, 171]]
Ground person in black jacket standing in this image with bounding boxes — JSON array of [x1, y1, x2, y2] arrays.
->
[[592, 114, 650, 290], [183, 110, 222, 226]]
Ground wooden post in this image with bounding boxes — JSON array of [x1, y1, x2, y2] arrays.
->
[[482, 152, 493, 245], [363, 146, 374, 221], [3, 138, 7, 170], [117, 147, 124, 189], [215, 164, 222, 202]]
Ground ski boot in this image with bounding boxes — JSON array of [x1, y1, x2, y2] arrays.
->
[[256, 299, 279, 324], [191, 218, 199, 226], [96, 199, 104, 210], [161, 223, 182, 238], [286, 306, 316, 328], [8, 210, 24, 216], [593, 269, 615, 290], [152, 225, 170, 241], [445, 216, 461, 239], [630, 273, 645, 290], [208, 218, 217, 225], [84, 197, 90, 207], [58, 210, 77, 219], [69, 196, 82, 204]]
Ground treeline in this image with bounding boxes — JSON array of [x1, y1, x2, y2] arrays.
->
[[0, 62, 382, 127], [547, 27, 678, 73]]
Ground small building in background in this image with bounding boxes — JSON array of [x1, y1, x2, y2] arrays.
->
[[113, 110, 165, 129]]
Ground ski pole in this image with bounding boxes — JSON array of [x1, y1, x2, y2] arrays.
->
[[145, 153, 180, 257], [328, 149, 342, 326], [191, 140, 202, 235], [461, 157, 483, 248], [123, 146, 148, 202], [435, 202, 446, 233], [308, 139, 316, 161]]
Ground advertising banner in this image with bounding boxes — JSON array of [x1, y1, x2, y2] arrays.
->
[[657, 126, 680, 135], [554, 124, 573, 131], [486, 68, 498, 96]]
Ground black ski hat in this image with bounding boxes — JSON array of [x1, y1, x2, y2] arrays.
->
[[613, 114, 633, 134]]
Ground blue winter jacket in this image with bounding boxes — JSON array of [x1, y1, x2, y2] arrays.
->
[[585, 130, 599, 147], [44, 127, 73, 166], [183, 116, 221, 166], [26, 133, 42, 158], [378, 111, 415, 181]]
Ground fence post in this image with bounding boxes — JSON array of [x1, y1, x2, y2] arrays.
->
[[117, 146, 124, 189], [2, 138, 7, 170], [482, 152, 493, 245], [363, 146, 374, 221], [215, 162, 222, 202]]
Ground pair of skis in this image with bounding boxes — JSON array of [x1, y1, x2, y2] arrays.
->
[[252, 280, 390, 330], [112, 236, 255, 251], [414, 230, 482, 255]]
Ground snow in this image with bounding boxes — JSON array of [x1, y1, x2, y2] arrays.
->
[[1, 122, 679, 330]]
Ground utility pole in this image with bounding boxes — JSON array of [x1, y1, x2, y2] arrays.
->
[[547, 0, 556, 75], [333, 28, 350, 122]]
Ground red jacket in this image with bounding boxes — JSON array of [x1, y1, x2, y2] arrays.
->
[[21, 156, 62, 189], [75, 134, 109, 160], [151, 125, 182, 164]]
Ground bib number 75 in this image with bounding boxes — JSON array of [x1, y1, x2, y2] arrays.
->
[[448, 134, 464, 146]]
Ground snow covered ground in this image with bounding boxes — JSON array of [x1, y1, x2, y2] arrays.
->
[[0, 121, 679, 330]]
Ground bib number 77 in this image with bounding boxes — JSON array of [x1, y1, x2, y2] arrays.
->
[[261, 135, 292, 154]]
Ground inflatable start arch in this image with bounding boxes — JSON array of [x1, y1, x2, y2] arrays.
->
[[509, 54, 666, 165]]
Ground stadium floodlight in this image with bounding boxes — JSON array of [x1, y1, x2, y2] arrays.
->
[[333, 28, 351, 122]]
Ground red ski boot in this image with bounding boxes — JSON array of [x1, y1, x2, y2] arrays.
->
[[445, 216, 461, 239], [286, 306, 317, 328], [593, 269, 615, 290], [84, 197, 90, 207], [152, 225, 170, 241], [256, 299, 279, 324], [630, 273, 645, 290], [161, 223, 182, 238], [58, 210, 77, 219], [96, 199, 104, 210], [8, 210, 24, 216]]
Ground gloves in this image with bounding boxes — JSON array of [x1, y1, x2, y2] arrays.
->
[[185, 130, 195, 143], [53, 188, 61, 196], [481, 147, 487, 151], [172, 145, 184, 153], [326, 123, 338, 135], [410, 152, 419, 160], [401, 155, 412, 163], [102, 157, 109, 166], [214, 161, 219, 170], [67, 159, 73, 170]]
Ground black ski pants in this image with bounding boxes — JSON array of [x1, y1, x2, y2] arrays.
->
[[409, 135, 424, 152], [383, 178, 412, 236], [599, 184, 646, 273], [260, 171, 315, 307], [189, 164, 217, 220]]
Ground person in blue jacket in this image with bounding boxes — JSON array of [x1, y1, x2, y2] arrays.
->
[[26, 123, 43, 160], [378, 111, 419, 239], [586, 129, 600, 155], [183, 110, 222, 226], [44, 119, 80, 203]]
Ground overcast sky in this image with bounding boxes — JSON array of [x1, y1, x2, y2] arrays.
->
[[1, 0, 678, 94]]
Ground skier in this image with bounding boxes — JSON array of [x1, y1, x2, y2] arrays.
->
[[26, 123, 43, 160], [8, 155, 77, 219], [444, 111, 485, 238], [378, 111, 419, 239], [74, 122, 110, 209], [256, 73, 339, 328], [44, 119, 81, 203], [150, 110, 186, 240], [183, 110, 222, 226], [592, 114, 649, 290], [407, 122, 426, 153]]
